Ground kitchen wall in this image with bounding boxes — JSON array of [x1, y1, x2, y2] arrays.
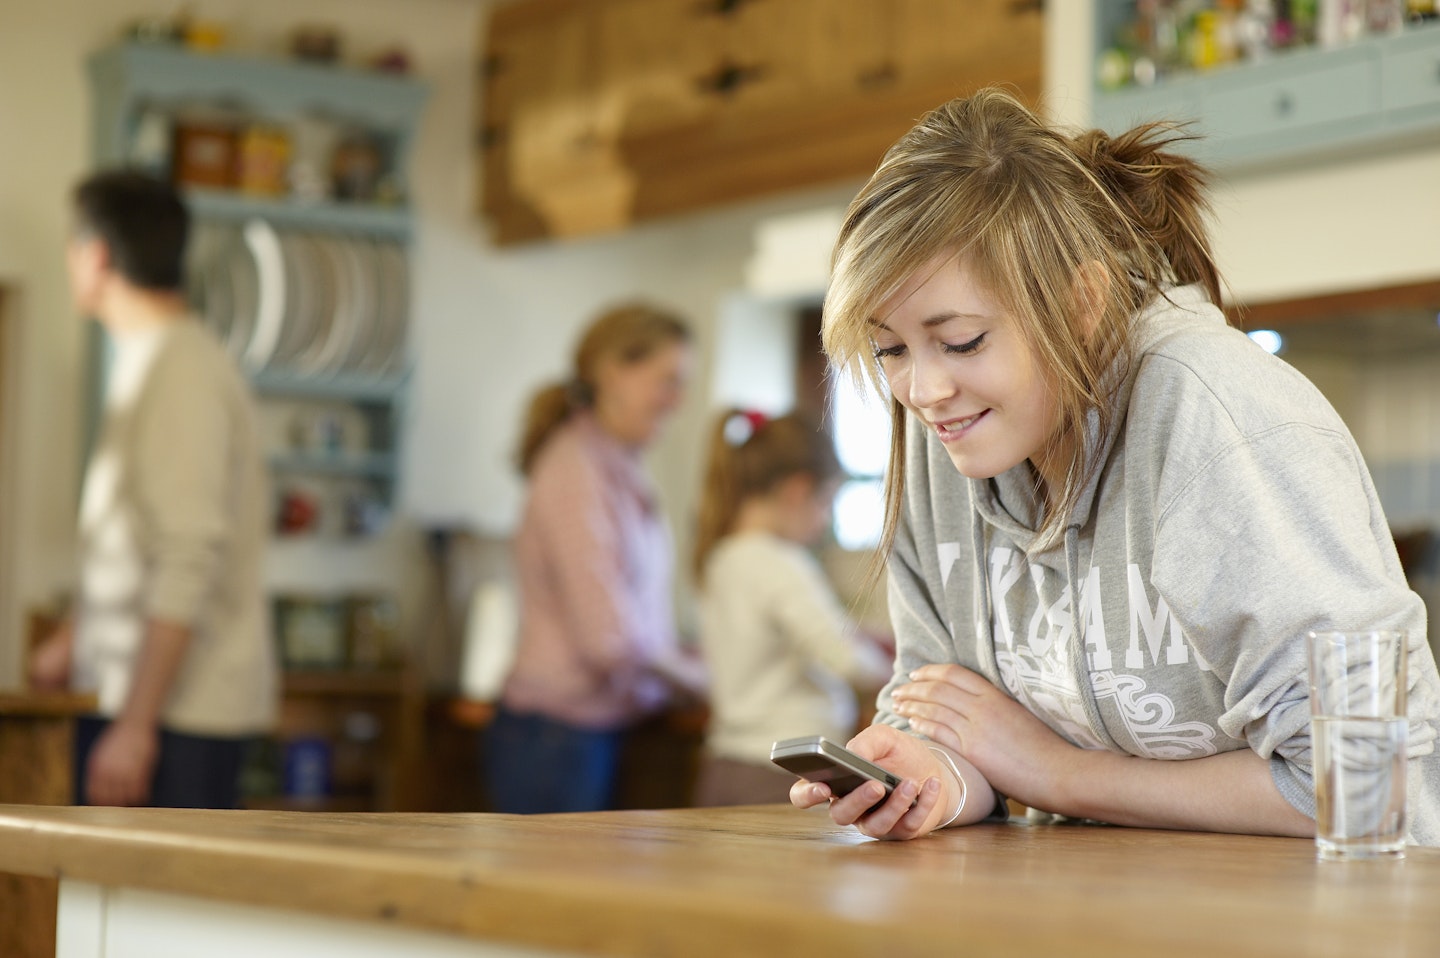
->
[[2, 0, 1438, 687]]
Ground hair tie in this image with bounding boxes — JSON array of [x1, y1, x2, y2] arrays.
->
[[565, 378, 594, 409], [723, 409, 768, 446]]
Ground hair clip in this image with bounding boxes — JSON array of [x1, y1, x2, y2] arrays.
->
[[723, 409, 768, 446]]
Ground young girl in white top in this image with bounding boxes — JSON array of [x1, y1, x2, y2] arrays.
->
[[693, 410, 891, 806]]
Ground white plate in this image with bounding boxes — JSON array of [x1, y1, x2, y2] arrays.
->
[[275, 231, 323, 371], [227, 229, 260, 362], [367, 240, 409, 373], [270, 232, 304, 370], [243, 219, 285, 372], [312, 235, 361, 374], [341, 239, 380, 372], [295, 233, 336, 374]]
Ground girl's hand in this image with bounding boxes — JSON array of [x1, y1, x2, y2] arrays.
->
[[787, 724, 952, 840], [892, 664, 1080, 810]]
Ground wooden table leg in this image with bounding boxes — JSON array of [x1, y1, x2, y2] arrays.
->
[[0, 712, 76, 958], [0, 874, 57, 958]]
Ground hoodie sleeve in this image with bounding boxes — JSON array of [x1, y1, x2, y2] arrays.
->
[[873, 419, 982, 730], [1151, 420, 1440, 828]]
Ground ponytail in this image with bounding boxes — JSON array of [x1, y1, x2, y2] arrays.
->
[[692, 410, 842, 583], [516, 382, 578, 475], [693, 409, 750, 582], [1071, 123, 1222, 307]]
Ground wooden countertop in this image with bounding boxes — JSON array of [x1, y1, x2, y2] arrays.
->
[[0, 803, 1436, 957], [0, 690, 96, 717]]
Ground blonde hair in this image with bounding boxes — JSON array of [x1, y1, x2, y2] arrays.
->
[[517, 302, 691, 475], [823, 87, 1222, 558], [693, 410, 841, 582]]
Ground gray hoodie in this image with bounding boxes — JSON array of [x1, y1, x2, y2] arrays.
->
[[879, 284, 1440, 843]]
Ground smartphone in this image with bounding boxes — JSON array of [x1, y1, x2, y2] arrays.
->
[[770, 735, 901, 803]]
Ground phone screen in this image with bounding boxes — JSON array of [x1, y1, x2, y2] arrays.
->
[[770, 738, 901, 803], [779, 754, 880, 798]]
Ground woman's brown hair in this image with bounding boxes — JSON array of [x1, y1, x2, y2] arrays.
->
[[516, 302, 691, 475], [822, 87, 1222, 561], [692, 410, 842, 582]]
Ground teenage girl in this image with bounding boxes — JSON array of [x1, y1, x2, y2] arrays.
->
[[693, 409, 890, 806], [786, 88, 1440, 842]]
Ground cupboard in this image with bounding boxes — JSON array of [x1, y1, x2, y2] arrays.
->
[[478, 0, 1043, 243], [85, 41, 428, 811], [1092, 6, 1440, 170]]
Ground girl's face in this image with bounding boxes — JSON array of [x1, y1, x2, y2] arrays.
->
[[773, 474, 839, 547], [593, 340, 692, 449], [872, 254, 1063, 490]]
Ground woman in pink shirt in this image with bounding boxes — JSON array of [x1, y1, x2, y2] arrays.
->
[[487, 303, 703, 813]]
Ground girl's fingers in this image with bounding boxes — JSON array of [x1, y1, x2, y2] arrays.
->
[[908, 664, 988, 693], [892, 776, 942, 835], [852, 778, 923, 837], [905, 716, 965, 755], [827, 779, 891, 825], [790, 780, 831, 809]]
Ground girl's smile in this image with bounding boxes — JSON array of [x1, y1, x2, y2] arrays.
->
[[873, 254, 1062, 489]]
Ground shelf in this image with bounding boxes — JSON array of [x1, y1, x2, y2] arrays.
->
[[187, 189, 412, 239], [1092, 18, 1440, 171], [250, 368, 409, 402], [89, 43, 428, 130], [282, 668, 413, 697], [269, 451, 397, 479]]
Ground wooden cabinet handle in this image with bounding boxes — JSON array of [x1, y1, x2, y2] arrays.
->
[[697, 0, 753, 16], [697, 61, 766, 96], [476, 126, 504, 150]]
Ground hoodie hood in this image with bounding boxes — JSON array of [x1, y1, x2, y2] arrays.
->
[[971, 283, 1226, 563]]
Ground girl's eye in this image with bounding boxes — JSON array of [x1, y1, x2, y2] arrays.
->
[[943, 333, 986, 356], [873, 343, 906, 361]]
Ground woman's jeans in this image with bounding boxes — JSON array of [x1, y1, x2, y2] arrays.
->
[[483, 705, 624, 813]]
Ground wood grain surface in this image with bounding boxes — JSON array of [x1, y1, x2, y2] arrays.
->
[[0, 803, 1437, 957], [0, 692, 93, 958]]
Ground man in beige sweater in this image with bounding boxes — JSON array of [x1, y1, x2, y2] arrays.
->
[[29, 170, 276, 808]]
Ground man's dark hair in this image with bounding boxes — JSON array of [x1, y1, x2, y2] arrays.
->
[[72, 170, 190, 292]]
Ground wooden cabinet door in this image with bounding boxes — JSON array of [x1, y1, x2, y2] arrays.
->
[[479, 0, 1043, 244]]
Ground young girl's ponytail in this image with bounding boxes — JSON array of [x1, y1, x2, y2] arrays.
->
[[693, 408, 752, 582], [692, 411, 841, 583]]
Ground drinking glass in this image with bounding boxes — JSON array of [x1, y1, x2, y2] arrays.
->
[[1307, 630, 1408, 861]]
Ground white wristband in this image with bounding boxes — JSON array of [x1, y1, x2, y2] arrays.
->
[[928, 746, 968, 829]]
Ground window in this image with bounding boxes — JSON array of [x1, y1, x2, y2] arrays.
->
[[831, 374, 890, 550], [794, 304, 891, 552]]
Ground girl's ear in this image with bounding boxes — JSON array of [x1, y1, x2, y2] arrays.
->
[[1072, 261, 1111, 340]]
